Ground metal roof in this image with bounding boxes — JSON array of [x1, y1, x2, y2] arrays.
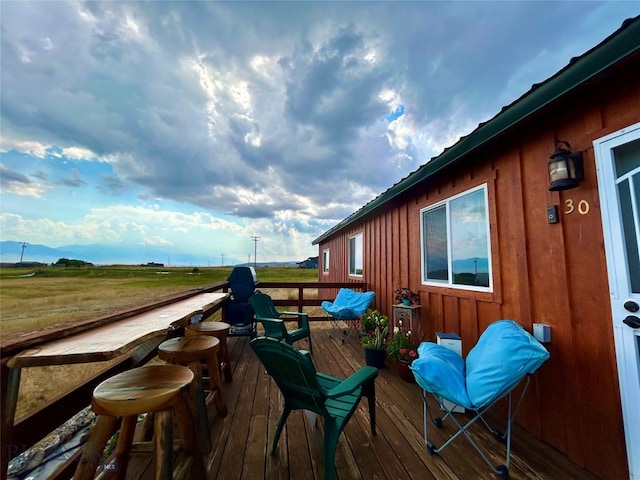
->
[[312, 15, 640, 246]]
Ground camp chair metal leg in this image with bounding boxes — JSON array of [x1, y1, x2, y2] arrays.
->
[[424, 393, 506, 476], [423, 392, 430, 449], [422, 390, 478, 453], [439, 405, 501, 474], [431, 394, 455, 427], [340, 319, 358, 343], [326, 314, 342, 339], [326, 317, 360, 343], [504, 393, 513, 470], [422, 378, 532, 479]]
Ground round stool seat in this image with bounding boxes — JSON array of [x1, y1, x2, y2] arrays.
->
[[186, 321, 230, 337], [92, 364, 194, 417], [158, 335, 220, 364]]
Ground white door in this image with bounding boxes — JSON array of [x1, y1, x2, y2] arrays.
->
[[595, 122, 640, 480]]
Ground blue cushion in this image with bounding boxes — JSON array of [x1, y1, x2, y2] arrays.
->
[[411, 342, 472, 409], [321, 289, 375, 320], [465, 320, 550, 408]]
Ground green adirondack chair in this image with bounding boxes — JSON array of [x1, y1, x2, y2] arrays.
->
[[250, 337, 378, 480], [249, 290, 313, 353]]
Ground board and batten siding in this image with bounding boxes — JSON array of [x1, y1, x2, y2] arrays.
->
[[317, 54, 640, 480]]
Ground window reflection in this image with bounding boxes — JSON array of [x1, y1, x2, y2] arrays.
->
[[421, 185, 491, 289]]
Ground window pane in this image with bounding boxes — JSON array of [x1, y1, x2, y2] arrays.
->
[[450, 189, 490, 287], [349, 238, 355, 273], [424, 206, 448, 281], [614, 138, 640, 177], [349, 234, 363, 276], [618, 177, 640, 293]]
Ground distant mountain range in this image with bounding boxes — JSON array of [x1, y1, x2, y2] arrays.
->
[[0, 241, 298, 267]]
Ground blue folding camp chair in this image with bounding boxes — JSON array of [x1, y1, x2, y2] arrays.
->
[[410, 320, 550, 479], [321, 288, 375, 343]]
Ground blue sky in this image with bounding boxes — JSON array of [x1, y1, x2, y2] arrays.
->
[[1, 1, 638, 265]]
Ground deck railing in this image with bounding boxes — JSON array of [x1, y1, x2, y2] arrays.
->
[[0, 280, 366, 480]]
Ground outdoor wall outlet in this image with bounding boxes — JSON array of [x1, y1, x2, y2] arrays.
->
[[533, 323, 551, 343]]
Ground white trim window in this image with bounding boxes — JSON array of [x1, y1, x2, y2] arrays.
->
[[322, 249, 330, 274], [348, 233, 363, 276], [420, 184, 492, 291]]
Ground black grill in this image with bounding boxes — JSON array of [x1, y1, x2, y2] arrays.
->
[[224, 266, 258, 336]]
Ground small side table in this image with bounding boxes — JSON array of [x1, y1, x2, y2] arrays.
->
[[392, 304, 421, 333]]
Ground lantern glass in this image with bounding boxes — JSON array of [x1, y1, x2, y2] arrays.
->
[[548, 148, 583, 191]]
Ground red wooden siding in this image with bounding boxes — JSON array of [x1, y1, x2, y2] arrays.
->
[[317, 52, 640, 480]]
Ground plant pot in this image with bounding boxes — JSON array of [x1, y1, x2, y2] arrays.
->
[[396, 359, 415, 383], [401, 298, 411, 306], [364, 348, 386, 369]]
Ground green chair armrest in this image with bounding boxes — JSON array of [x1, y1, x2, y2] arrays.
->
[[256, 316, 284, 325], [281, 312, 310, 330], [288, 328, 309, 341], [256, 316, 287, 340], [324, 366, 378, 398]]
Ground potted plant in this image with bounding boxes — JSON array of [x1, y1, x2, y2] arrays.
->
[[395, 287, 419, 306], [387, 322, 418, 383], [360, 309, 389, 369]]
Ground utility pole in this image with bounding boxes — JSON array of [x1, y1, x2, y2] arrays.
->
[[19, 242, 27, 265], [251, 236, 260, 267], [221, 253, 225, 267]]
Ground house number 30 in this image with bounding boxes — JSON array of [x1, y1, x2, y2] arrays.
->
[[564, 199, 590, 215]]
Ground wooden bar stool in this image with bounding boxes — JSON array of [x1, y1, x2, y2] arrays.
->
[[186, 322, 233, 382], [158, 335, 228, 417], [74, 365, 207, 480]]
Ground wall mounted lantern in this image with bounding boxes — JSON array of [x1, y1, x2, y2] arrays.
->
[[548, 140, 584, 191]]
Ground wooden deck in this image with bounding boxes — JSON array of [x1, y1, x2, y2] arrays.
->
[[120, 324, 599, 480]]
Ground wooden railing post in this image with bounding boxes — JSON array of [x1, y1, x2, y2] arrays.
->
[[1, 360, 21, 480]]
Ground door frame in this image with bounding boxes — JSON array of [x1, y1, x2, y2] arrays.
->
[[594, 121, 640, 480]]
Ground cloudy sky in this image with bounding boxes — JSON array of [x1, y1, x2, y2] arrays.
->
[[1, 1, 638, 265]]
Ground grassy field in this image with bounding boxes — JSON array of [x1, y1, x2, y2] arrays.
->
[[1, 265, 318, 336], [1, 265, 321, 419]]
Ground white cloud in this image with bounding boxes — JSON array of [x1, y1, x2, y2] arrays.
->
[[1, 136, 99, 162], [1, 138, 51, 158]]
